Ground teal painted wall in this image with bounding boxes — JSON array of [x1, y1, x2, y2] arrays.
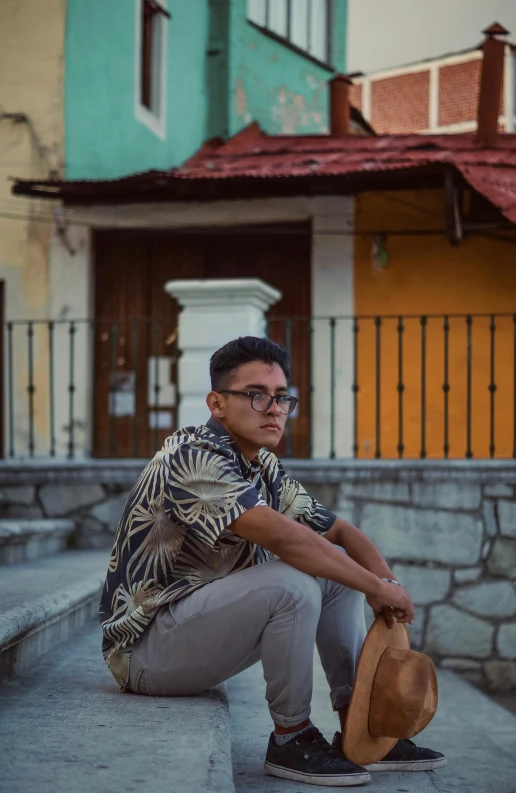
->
[[65, 0, 211, 179], [65, 0, 348, 180], [227, 0, 348, 136]]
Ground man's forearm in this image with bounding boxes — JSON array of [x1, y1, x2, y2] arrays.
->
[[231, 507, 413, 619], [232, 507, 382, 596], [325, 517, 396, 580]]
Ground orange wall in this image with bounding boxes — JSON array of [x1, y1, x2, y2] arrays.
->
[[354, 189, 516, 459]]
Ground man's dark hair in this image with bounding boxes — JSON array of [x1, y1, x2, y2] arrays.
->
[[210, 336, 291, 391]]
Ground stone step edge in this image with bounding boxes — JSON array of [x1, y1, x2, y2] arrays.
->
[[203, 683, 235, 793], [0, 572, 103, 686], [0, 518, 75, 541]]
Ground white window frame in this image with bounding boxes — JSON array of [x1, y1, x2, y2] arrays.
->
[[247, 0, 332, 67], [135, 0, 168, 139]]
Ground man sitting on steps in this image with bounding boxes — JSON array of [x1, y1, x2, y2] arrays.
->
[[100, 335, 446, 788]]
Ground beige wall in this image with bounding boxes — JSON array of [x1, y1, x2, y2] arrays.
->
[[0, 0, 66, 455]]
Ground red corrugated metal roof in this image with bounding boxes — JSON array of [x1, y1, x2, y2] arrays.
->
[[11, 123, 516, 223]]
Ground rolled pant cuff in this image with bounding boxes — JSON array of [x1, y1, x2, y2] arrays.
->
[[330, 684, 353, 711], [269, 706, 312, 727]]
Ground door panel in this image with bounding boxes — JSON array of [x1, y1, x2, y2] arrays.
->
[[93, 227, 311, 458], [93, 234, 180, 457]]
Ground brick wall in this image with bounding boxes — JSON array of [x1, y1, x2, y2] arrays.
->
[[355, 48, 510, 134], [370, 71, 430, 133], [438, 60, 482, 127]]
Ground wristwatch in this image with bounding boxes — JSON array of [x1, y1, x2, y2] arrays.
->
[[381, 578, 401, 586]]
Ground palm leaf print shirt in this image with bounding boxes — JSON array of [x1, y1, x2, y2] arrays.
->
[[100, 417, 336, 688]]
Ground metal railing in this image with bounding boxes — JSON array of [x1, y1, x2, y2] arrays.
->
[[267, 313, 516, 460], [3, 314, 516, 460], [3, 317, 178, 459]]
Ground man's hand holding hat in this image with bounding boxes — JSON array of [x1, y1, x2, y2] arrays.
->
[[366, 579, 414, 627]]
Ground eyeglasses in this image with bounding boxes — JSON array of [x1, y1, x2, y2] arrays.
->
[[218, 390, 299, 415]]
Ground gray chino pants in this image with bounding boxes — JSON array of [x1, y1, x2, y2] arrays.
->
[[128, 548, 366, 727]]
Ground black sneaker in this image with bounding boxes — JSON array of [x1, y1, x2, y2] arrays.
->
[[332, 732, 447, 772], [265, 726, 371, 787]]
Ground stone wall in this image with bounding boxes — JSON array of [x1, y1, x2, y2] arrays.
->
[[1, 458, 515, 692], [0, 460, 141, 550], [0, 481, 132, 549], [286, 459, 516, 694]]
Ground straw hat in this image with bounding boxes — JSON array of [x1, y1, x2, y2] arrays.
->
[[343, 616, 438, 766]]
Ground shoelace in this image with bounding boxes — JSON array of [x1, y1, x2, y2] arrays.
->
[[302, 729, 343, 760]]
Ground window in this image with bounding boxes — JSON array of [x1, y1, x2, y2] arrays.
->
[[247, 0, 332, 66], [135, 0, 169, 137]]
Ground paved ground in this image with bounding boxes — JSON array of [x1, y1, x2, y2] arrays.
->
[[0, 622, 233, 793], [228, 654, 516, 793]]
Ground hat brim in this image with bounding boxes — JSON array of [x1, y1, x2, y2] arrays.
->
[[343, 616, 410, 766]]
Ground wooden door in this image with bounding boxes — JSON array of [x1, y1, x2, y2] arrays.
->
[[93, 233, 202, 457], [93, 226, 311, 458]]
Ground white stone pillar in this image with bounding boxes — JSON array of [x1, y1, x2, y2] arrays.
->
[[311, 196, 355, 458], [164, 278, 282, 429]]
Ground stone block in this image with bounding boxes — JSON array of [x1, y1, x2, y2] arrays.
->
[[39, 484, 104, 517], [306, 484, 338, 511], [91, 492, 129, 531], [453, 582, 516, 618], [412, 483, 481, 510], [482, 500, 498, 538], [497, 623, 516, 660], [454, 567, 482, 585], [481, 540, 491, 560], [334, 499, 355, 524], [460, 669, 486, 687], [441, 658, 482, 672], [441, 658, 485, 687], [0, 486, 35, 506], [75, 515, 112, 549], [484, 484, 513, 498], [425, 605, 494, 659], [497, 500, 516, 538], [485, 660, 516, 692], [0, 504, 43, 519], [338, 481, 410, 503], [391, 564, 451, 605], [487, 538, 516, 579], [361, 504, 483, 566]]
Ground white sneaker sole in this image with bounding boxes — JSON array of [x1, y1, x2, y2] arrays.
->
[[264, 761, 371, 786], [364, 757, 447, 772]]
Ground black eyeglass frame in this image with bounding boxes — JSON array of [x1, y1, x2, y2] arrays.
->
[[217, 389, 299, 415]]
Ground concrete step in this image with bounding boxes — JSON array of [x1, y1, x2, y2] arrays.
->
[[0, 621, 234, 793], [0, 550, 107, 686], [0, 518, 75, 565], [229, 655, 516, 793]]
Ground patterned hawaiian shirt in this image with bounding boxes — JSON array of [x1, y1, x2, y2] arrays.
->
[[99, 417, 336, 687]]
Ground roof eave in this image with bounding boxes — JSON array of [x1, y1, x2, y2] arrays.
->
[[11, 163, 453, 205]]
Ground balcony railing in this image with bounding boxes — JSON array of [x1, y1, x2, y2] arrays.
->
[[3, 314, 516, 460]]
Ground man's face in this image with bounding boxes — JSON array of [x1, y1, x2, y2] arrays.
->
[[208, 360, 289, 453]]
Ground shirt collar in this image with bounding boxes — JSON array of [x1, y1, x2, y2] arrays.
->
[[205, 416, 260, 475]]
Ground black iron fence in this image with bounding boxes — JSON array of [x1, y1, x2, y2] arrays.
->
[[3, 314, 516, 460], [268, 313, 516, 460], [3, 317, 178, 459]]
